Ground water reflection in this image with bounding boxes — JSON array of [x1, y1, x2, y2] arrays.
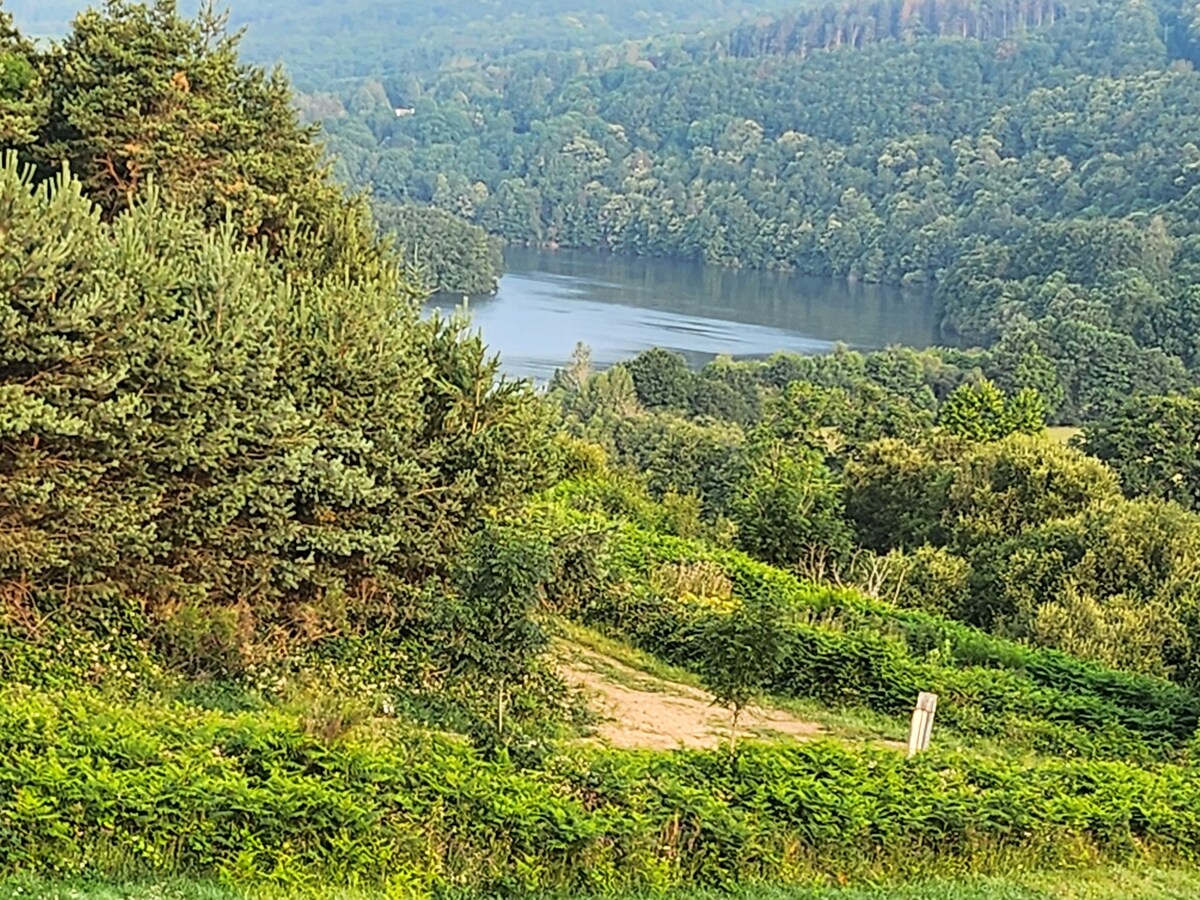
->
[[428, 247, 944, 380]]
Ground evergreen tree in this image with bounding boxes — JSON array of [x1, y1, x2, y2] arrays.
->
[[0, 7, 43, 146], [0, 0, 555, 677], [17, 0, 385, 282]]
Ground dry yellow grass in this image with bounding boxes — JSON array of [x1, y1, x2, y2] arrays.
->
[[1046, 426, 1082, 445]]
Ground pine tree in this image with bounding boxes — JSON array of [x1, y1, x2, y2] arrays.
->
[[22, 0, 383, 281], [0, 7, 44, 146], [0, 1, 554, 677]]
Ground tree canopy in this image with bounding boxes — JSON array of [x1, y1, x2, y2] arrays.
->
[[301, 0, 1200, 421], [0, 1, 552, 685]]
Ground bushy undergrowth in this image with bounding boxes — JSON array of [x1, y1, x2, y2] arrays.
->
[[1, 689, 1199, 894], [0, 877, 1188, 900], [8, 874, 1200, 900], [532, 482, 1200, 761]]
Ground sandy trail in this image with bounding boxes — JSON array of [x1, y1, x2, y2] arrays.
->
[[558, 643, 825, 750]]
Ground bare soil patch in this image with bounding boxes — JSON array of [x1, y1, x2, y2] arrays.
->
[[558, 644, 824, 750]]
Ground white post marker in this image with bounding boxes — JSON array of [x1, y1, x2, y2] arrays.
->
[[907, 692, 939, 758]]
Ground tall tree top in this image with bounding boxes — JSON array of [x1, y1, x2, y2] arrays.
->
[[5, 0, 389, 281]]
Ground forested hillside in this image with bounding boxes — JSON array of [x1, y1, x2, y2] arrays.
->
[[299, 0, 1200, 423], [6, 2, 1200, 899], [323, 0, 1200, 277], [725, 0, 1196, 59], [2, 0, 803, 85], [549, 343, 1200, 688]]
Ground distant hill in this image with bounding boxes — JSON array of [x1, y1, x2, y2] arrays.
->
[[2, 0, 804, 86]]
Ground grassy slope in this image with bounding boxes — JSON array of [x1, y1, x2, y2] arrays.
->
[[561, 620, 910, 748], [562, 618, 1186, 767]]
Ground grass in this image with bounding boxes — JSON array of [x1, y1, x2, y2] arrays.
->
[[6, 868, 1200, 899], [554, 619, 706, 691], [1024, 865, 1200, 899], [617, 884, 1046, 899], [558, 620, 1017, 754], [775, 689, 1079, 761], [0, 881, 236, 900], [770, 694, 908, 745], [1045, 426, 1082, 446]]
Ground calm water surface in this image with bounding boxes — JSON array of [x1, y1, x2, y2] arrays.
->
[[428, 248, 944, 380]]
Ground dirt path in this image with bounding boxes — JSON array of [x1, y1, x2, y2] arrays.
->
[[558, 643, 825, 750]]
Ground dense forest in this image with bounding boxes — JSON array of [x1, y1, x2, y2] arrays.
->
[[375, 202, 504, 295], [548, 342, 1200, 685], [3, 0, 803, 85], [724, 0, 1189, 57], [6, 1, 1200, 899], [297, 0, 1200, 424], [320, 0, 1200, 284]]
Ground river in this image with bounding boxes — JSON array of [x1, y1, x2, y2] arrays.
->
[[427, 247, 944, 380]]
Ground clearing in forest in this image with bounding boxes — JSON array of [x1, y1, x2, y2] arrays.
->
[[558, 642, 824, 750]]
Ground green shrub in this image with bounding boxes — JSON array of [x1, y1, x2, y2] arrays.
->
[[730, 440, 852, 569], [1, 689, 1199, 891], [529, 500, 1200, 761], [844, 435, 1120, 554], [0, 150, 550, 687], [880, 545, 973, 618], [698, 588, 788, 746], [966, 497, 1200, 683]]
